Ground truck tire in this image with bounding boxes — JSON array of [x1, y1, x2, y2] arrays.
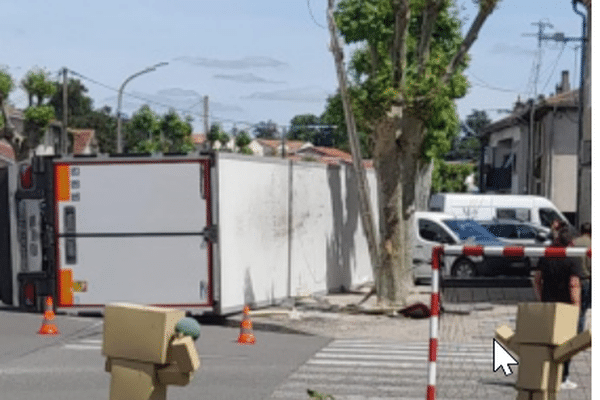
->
[[451, 258, 477, 278]]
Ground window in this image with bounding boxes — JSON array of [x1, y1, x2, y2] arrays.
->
[[418, 219, 455, 244], [539, 208, 563, 228], [485, 224, 517, 239], [496, 208, 531, 221], [516, 225, 536, 239]]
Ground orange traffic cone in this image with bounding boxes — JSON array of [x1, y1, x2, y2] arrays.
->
[[38, 296, 59, 335], [237, 306, 255, 344]]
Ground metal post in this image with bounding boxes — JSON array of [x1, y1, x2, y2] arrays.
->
[[203, 95, 209, 136], [116, 62, 168, 153], [572, 0, 587, 227], [62, 68, 68, 154], [281, 126, 287, 159]]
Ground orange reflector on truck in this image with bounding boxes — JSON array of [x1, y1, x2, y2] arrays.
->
[[55, 165, 70, 202], [59, 269, 74, 306]]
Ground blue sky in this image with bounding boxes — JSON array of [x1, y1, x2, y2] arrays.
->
[[0, 0, 590, 134]]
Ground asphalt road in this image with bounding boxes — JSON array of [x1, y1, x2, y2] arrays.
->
[[0, 306, 330, 400]]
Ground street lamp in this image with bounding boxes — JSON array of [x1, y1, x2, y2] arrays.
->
[[116, 62, 168, 153]]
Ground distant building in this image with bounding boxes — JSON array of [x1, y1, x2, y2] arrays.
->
[[192, 133, 235, 152], [481, 71, 583, 224]]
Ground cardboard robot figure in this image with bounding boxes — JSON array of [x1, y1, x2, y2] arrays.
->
[[495, 302, 591, 400], [102, 303, 202, 400]]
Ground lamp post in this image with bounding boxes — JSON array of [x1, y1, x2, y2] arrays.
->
[[116, 62, 168, 153]]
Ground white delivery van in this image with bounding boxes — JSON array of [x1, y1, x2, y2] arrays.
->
[[428, 193, 570, 230]]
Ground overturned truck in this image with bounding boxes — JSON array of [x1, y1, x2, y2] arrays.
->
[[0, 152, 377, 314]]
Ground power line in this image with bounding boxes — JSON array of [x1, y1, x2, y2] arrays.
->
[[306, 0, 327, 29], [540, 42, 566, 93], [466, 72, 522, 94], [68, 69, 200, 116], [66, 68, 268, 132]]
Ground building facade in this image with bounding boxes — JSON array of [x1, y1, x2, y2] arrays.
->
[[482, 76, 581, 224]]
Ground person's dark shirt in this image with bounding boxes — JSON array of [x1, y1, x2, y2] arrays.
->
[[535, 256, 583, 303]]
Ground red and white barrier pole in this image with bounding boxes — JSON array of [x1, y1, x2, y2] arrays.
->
[[426, 246, 443, 400], [425, 245, 590, 400]]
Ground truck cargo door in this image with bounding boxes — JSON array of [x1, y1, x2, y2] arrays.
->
[[54, 159, 213, 308]]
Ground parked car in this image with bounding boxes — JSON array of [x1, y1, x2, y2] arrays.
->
[[478, 219, 551, 245], [412, 212, 530, 283], [478, 219, 551, 270]]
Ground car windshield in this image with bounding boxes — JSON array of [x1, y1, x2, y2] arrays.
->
[[443, 220, 504, 245]]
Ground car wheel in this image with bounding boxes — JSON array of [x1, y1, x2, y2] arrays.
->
[[451, 258, 477, 278]]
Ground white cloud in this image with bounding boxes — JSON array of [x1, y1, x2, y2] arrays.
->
[[243, 87, 328, 103], [213, 73, 284, 84], [174, 56, 288, 69]]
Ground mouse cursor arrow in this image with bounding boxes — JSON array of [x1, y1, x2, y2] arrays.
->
[[493, 339, 518, 376]]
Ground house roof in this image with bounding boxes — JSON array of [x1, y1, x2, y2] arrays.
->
[[0, 139, 15, 161], [69, 129, 95, 155], [295, 146, 373, 168], [256, 139, 308, 153], [192, 133, 207, 144], [543, 89, 578, 108], [299, 146, 353, 162], [7, 105, 24, 120], [483, 89, 579, 136]]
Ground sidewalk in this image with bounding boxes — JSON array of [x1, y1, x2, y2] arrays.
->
[[231, 286, 434, 342]]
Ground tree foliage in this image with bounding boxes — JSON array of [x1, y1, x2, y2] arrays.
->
[[320, 92, 373, 158], [335, 0, 470, 161], [218, 131, 230, 148], [21, 68, 57, 107], [432, 159, 475, 193], [235, 130, 251, 148], [0, 68, 14, 134], [446, 109, 491, 161], [288, 114, 321, 143], [125, 106, 194, 153], [19, 67, 58, 155], [465, 109, 491, 135], [207, 123, 222, 148], [49, 78, 93, 118], [253, 120, 279, 139]]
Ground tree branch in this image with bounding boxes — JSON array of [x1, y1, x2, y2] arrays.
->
[[369, 43, 379, 77], [417, 0, 445, 75], [442, 0, 498, 84], [391, 0, 411, 88]]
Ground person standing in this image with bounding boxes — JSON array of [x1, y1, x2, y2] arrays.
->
[[533, 226, 583, 390], [572, 222, 591, 333]]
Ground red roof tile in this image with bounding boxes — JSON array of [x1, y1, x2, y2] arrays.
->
[[70, 129, 95, 155], [192, 133, 207, 144], [0, 140, 15, 161], [256, 139, 307, 153]]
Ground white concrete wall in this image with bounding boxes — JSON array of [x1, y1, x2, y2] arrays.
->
[[216, 154, 377, 313]]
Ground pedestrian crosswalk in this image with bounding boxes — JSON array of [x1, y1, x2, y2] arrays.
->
[[62, 338, 102, 351], [270, 339, 506, 400]]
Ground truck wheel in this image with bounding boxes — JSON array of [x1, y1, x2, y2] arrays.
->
[[451, 258, 477, 278]]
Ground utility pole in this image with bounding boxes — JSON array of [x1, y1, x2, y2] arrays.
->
[[523, 20, 554, 97], [524, 15, 587, 224], [281, 126, 287, 159], [62, 67, 68, 155], [203, 96, 209, 136], [327, 0, 380, 292], [522, 20, 553, 195]]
